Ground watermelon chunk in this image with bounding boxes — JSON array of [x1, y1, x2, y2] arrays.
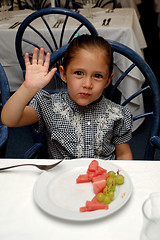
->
[[92, 173, 109, 183], [93, 180, 106, 194], [80, 206, 88, 212], [94, 166, 107, 176], [91, 195, 99, 204], [87, 160, 99, 172], [76, 174, 91, 183], [85, 201, 108, 211], [80, 200, 108, 212], [77, 160, 109, 212]]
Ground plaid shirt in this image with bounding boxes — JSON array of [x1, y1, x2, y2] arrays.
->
[[29, 90, 133, 159]]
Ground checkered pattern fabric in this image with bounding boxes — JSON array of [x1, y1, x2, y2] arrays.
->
[[29, 90, 133, 159]]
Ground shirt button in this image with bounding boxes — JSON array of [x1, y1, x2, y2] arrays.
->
[[87, 121, 91, 126]]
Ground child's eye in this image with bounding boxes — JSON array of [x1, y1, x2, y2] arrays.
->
[[94, 74, 103, 79], [74, 71, 83, 76]]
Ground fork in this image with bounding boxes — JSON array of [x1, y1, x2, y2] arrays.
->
[[0, 160, 63, 171]]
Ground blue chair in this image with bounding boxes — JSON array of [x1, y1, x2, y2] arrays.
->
[[20, 39, 160, 160], [94, 0, 118, 9], [55, 0, 83, 10], [0, 64, 10, 157], [12, 0, 51, 10], [15, 7, 98, 90]]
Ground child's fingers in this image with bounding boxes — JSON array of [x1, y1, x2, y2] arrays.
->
[[24, 53, 30, 66], [47, 67, 57, 81], [38, 48, 45, 65], [32, 48, 38, 64], [44, 52, 51, 69]]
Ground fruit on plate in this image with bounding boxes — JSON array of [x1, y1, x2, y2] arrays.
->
[[76, 160, 108, 183], [80, 195, 109, 212], [76, 160, 125, 212], [93, 180, 107, 195]]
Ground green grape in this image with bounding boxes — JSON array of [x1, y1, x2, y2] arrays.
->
[[103, 187, 108, 195], [103, 195, 111, 204], [106, 176, 116, 187], [109, 184, 116, 192], [108, 171, 115, 178], [97, 192, 105, 202], [115, 174, 124, 185], [108, 191, 114, 200]]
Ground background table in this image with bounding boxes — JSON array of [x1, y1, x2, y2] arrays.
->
[[0, 159, 159, 240]]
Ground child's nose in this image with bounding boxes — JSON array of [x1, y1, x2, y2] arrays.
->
[[83, 76, 93, 89]]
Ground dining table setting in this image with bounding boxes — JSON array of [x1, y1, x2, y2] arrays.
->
[[0, 158, 160, 240]]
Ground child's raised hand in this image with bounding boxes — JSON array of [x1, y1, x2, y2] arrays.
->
[[24, 48, 57, 91]]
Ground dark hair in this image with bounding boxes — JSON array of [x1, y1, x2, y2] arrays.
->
[[62, 34, 113, 77]]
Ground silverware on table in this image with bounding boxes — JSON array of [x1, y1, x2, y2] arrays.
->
[[102, 18, 111, 26], [102, 19, 107, 26], [0, 160, 63, 171], [9, 22, 21, 29], [106, 18, 111, 26], [52, 19, 63, 28]]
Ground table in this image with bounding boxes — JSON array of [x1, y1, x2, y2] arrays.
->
[[0, 8, 147, 130], [0, 159, 159, 240]]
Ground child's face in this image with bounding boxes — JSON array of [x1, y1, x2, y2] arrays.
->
[[60, 48, 113, 106]]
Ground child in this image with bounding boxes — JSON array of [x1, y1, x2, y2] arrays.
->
[[1, 34, 133, 160]]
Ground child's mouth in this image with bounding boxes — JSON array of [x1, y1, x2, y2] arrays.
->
[[80, 93, 90, 97]]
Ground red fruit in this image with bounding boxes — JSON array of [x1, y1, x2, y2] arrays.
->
[[87, 160, 99, 172], [94, 166, 107, 176], [85, 201, 109, 211], [80, 206, 88, 212], [87, 171, 96, 180], [76, 174, 91, 183], [92, 173, 110, 183], [91, 195, 99, 204], [93, 180, 106, 194]]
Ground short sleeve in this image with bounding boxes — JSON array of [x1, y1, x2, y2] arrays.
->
[[29, 90, 45, 133], [112, 106, 133, 144]]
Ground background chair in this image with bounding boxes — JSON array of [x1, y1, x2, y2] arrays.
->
[[11, 0, 51, 10], [94, 0, 119, 9], [15, 7, 98, 91], [17, 39, 160, 160], [0, 63, 36, 158], [0, 64, 10, 157]]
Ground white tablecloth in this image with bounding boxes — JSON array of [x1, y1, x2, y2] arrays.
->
[[0, 8, 147, 130], [0, 159, 159, 240]]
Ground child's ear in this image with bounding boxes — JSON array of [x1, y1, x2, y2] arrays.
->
[[105, 73, 114, 88], [59, 65, 67, 83]]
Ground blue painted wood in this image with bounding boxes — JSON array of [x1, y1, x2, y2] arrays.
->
[[94, 0, 118, 9], [0, 64, 10, 150]]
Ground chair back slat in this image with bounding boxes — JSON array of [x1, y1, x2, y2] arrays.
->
[[121, 86, 151, 107], [108, 63, 136, 99]]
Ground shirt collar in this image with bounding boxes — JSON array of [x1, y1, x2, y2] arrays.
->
[[63, 92, 104, 112]]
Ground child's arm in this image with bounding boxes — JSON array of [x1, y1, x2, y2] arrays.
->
[[115, 143, 133, 160], [1, 48, 57, 127]]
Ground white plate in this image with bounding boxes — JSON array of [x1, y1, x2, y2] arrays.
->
[[33, 158, 132, 221]]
